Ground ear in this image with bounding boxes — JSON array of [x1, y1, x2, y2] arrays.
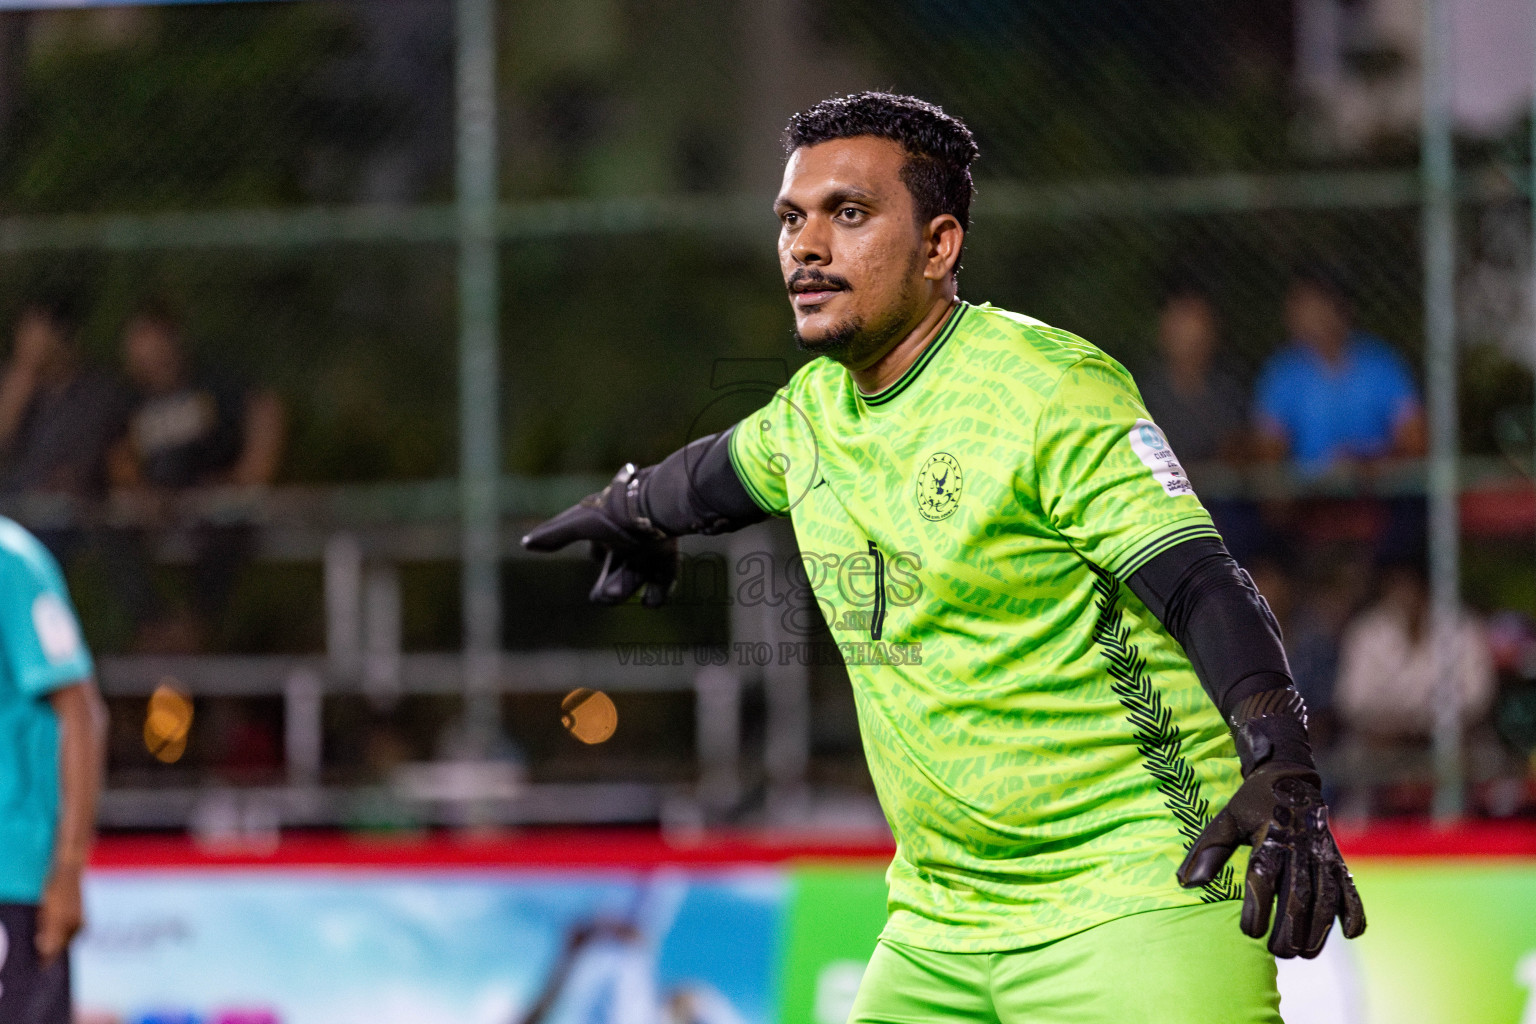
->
[[923, 214, 964, 281]]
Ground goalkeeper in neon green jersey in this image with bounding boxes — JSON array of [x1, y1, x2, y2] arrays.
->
[[525, 92, 1364, 1023]]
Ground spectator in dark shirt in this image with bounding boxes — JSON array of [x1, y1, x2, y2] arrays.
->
[[112, 307, 284, 492], [1255, 266, 1427, 474], [108, 304, 286, 651], [1138, 285, 1265, 559], [0, 297, 127, 502], [1136, 285, 1247, 464]]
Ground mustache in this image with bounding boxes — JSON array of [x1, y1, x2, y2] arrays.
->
[[786, 269, 851, 294]]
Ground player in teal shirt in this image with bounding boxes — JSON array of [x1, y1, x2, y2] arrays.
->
[[0, 516, 104, 1023]]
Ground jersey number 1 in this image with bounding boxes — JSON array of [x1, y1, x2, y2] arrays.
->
[[867, 541, 887, 642]]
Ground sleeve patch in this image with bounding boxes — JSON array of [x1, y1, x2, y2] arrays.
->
[[1128, 419, 1194, 497], [31, 593, 82, 666]]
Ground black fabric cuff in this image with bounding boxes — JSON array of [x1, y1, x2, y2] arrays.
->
[[1126, 536, 1292, 714], [1229, 687, 1316, 776], [638, 427, 769, 537], [1125, 535, 1317, 777]]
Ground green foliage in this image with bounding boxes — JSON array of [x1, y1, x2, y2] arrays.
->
[[832, 0, 1296, 180], [0, 6, 452, 485], [5, 5, 373, 214], [504, 234, 797, 473], [4, 0, 1526, 658]]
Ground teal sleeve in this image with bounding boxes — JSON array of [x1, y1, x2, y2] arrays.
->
[[0, 527, 93, 698]]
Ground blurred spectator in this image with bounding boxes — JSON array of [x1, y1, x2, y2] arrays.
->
[[1138, 284, 1265, 556], [107, 303, 286, 651], [0, 297, 128, 504], [111, 304, 285, 492], [1250, 552, 1325, 723], [1137, 285, 1247, 463], [205, 698, 283, 786], [1485, 610, 1536, 682], [1254, 266, 1427, 473], [1247, 545, 1372, 749], [343, 716, 422, 832], [1335, 560, 1495, 739], [1485, 611, 1536, 800]]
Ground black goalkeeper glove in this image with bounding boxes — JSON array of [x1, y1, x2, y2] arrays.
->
[[521, 463, 678, 607], [1178, 755, 1366, 958]]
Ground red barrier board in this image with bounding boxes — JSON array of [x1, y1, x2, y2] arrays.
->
[[89, 819, 1536, 871]]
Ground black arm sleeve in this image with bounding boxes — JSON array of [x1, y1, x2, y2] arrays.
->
[[1126, 536, 1315, 775], [637, 426, 769, 537]]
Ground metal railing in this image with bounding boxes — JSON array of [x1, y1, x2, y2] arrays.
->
[[10, 455, 1529, 831], [18, 479, 814, 832]]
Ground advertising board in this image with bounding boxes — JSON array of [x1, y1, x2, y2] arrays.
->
[[72, 830, 1536, 1024]]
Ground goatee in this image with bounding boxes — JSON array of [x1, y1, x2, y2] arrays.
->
[[794, 306, 913, 369], [794, 319, 861, 361]]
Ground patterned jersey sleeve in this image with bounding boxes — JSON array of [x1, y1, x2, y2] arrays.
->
[[727, 383, 821, 518], [0, 523, 94, 698], [1031, 356, 1218, 578]]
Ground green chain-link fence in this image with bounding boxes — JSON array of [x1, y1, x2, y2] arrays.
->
[[0, 0, 1528, 822]]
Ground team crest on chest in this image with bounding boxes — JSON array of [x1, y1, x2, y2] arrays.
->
[[915, 452, 962, 521]]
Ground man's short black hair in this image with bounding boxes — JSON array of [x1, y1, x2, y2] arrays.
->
[[1289, 261, 1353, 312], [784, 91, 979, 235], [1158, 272, 1217, 311], [22, 292, 81, 342], [130, 296, 184, 336]]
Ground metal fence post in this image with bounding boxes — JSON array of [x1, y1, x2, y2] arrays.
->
[[363, 560, 403, 709], [456, 0, 502, 756], [760, 522, 810, 824], [323, 532, 363, 681], [1422, 0, 1463, 820], [695, 664, 743, 818], [284, 667, 324, 790], [1525, 0, 1536, 818]]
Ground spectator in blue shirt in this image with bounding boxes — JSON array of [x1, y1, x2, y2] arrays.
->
[[0, 517, 104, 1023], [1254, 267, 1427, 473]]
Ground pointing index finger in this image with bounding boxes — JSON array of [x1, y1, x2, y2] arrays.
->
[[523, 503, 624, 551]]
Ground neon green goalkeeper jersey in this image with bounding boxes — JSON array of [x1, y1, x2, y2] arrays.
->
[[729, 300, 1245, 953]]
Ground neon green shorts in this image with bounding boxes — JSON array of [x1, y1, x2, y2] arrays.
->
[[848, 902, 1280, 1024]]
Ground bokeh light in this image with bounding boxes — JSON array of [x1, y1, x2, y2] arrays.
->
[[561, 688, 617, 745], [144, 679, 194, 765]]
